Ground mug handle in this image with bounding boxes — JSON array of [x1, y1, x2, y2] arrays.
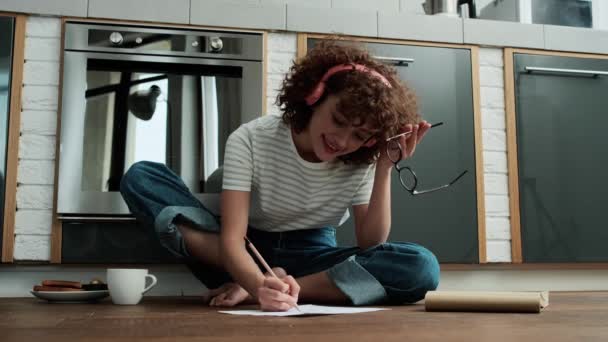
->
[[142, 274, 158, 294]]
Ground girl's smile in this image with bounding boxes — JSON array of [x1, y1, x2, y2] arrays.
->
[[322, 133, 344, 155]]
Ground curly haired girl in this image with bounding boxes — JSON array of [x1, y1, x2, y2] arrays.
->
[[120, 39, 440, 311]]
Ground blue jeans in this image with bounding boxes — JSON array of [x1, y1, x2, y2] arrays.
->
[[120, 161, 440, 305]]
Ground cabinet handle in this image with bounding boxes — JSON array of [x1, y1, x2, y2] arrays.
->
[[525, 66, 608, 77], [373, 56, 414, 65]]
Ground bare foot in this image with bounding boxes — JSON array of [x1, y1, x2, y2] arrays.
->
[[207, 282, 254, 307]]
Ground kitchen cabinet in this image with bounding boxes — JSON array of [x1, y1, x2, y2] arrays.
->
[[0, 17, 15, 258], [308, 38, 481, 263], [511, 52, 608, 262]]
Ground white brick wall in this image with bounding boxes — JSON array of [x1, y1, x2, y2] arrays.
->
[[13, 235, 50, 260], [479, 48, 511, 262], [13, 16, 61, 261], [25, 37, 61, 61], [266, 33, 297, 116], [20, 110, 57, 135], [21, 85, 58, 110], [11, 21, 513, 263], [14, 210, 53, 235], [18, 134, 55, 159]]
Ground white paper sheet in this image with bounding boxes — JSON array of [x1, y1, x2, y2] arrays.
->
[[219, 304, 389, 316]]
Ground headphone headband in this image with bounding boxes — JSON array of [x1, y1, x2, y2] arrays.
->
[[304, 64, 392, 106]]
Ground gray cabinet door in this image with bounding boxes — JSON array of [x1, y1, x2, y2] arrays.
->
[[514, 53, 608, 262], [0, 17, 15, 255], [308, 39, 479, 263]]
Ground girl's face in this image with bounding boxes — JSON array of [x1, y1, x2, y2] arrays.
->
[[307, 95, 377, 162]]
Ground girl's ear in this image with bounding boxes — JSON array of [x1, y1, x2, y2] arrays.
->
[[363, 138, 377, 148]]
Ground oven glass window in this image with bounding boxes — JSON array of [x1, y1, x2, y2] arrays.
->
[[82, 59, 242, 193]]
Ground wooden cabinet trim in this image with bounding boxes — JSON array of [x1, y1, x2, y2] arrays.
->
[[1, 14, 26, 263]]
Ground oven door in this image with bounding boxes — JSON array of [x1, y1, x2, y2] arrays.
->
[[57, 51, 262, 216]]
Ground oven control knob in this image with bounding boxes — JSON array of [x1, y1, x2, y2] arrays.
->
[[209, 37, 223, 52], [109, 32, 123, 45]]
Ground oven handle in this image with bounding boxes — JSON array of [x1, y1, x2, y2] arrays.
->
[[373, 56, 414, 65]]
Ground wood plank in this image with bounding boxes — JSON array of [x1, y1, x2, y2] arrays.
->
[[61, 16, 266, 34], [296, 33, 308, 60], [262, 31, 268, 115], [50, 18, 68, 264], [504, 48, 523, 264], [470, 46, 487, 263], [441, 263, 608, 270], [305, 33, 477, 49], [510, 47, 608, 59], [1, 292, 607, 341], [2, 14, 26, 263]]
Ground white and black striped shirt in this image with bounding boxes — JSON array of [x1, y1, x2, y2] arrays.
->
[[222, 115, 375, 232]]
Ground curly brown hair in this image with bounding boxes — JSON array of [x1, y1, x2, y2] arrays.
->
[[277, 39, 420, 165]]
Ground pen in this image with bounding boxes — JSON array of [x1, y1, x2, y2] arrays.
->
[[244, 236, 301, 312]]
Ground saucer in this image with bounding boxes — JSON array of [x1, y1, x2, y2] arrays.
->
[[31, 290, 110, 303]]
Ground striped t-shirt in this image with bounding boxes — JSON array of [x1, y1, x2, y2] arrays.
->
[[222, 114, 375, 232]]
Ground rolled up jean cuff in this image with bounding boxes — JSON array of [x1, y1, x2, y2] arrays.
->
[[326, 255, 387, 306], [152, 206, 220, 258], [154, 206, 220, 235]]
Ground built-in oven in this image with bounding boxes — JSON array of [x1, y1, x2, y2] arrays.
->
[[57, 22, 263, 218]]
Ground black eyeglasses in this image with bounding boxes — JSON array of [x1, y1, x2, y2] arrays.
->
[[386, 122, 468, 196]]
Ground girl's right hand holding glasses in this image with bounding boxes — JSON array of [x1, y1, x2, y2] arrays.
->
[[379, 120, 433, 171]]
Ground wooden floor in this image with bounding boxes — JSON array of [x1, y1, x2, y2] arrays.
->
[[2, 292, 607, 341]]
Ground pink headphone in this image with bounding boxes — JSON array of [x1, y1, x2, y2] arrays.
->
[[304, 63, 392, 106]]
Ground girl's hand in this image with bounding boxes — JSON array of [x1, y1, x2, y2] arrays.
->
[[257, 274, 300, 312], [377, 120, 432, 171]]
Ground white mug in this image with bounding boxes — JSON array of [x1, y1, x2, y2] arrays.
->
[[107, 268, 157, 305]]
